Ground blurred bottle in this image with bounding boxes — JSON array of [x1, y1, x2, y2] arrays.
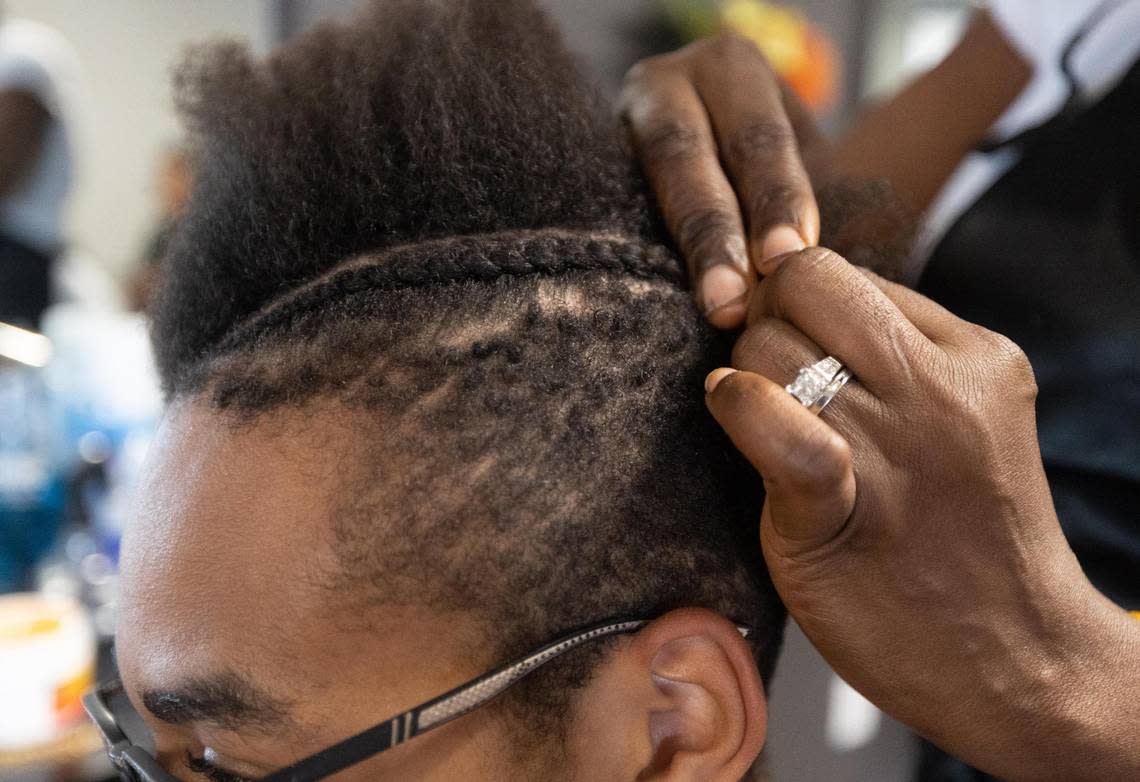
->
[[0, 359, 65, 594], [0, 592, 95, 751]]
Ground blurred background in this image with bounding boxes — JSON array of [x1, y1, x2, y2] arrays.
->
[[0, 1, 973, 780]]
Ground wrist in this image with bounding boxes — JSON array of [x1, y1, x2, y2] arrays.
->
[[1049, 592, 1140, 782], [1006, 583, 1140, 781]]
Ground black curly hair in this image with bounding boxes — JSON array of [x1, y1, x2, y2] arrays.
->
[[151, 0, 786, 750]]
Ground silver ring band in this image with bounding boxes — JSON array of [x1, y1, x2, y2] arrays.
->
[[808, 367, 851, 415]]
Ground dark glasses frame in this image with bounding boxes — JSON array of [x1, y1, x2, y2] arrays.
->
[[87, 617, 751, 782]]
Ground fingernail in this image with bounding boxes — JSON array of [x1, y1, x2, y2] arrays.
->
[[705, 367, 738, 393], [758, 225, 806, 269], [701, 264, 749, 316]]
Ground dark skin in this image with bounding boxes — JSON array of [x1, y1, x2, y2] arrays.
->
[[0, 89, 50, 198], [118, 399, 769, 781], [621, 34, 822, 327], [703, 252, 1140, 781], [624, 17, 1140, 782]]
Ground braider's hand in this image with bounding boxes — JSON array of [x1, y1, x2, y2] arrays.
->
[[703, 248, 1138, 782], [621, 34, 828, 329]]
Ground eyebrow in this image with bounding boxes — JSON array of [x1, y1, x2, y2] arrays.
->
[[141, 670, 294, 732]]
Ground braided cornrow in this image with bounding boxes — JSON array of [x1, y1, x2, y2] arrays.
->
[[215, 231, 684, 359]]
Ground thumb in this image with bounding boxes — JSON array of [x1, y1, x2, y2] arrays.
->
[[704, 368, 856, 550]]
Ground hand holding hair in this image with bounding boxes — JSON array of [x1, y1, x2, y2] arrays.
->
[[703, 248, 1140, 782], [621, 33, 825, 328]]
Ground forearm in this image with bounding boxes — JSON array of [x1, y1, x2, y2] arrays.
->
[[1039, 594, 1140, 782], [975, 582, 1140, 782], [830, 11, 1031, 214]]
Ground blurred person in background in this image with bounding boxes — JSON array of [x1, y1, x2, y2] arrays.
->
[[623, 1, 1140, 780], [0, 13, 79, 600], [0, 9, 78, 329]]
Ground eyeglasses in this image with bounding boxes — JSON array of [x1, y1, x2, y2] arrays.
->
[[87, 616, 750, 782]]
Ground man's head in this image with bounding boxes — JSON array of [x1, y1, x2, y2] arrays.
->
[[117, 2, 785, 779]]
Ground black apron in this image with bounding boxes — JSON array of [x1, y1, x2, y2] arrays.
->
[[913, 50, 1140, 782]]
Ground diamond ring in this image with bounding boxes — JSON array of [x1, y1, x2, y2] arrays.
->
[[786, 356, 852, 415]]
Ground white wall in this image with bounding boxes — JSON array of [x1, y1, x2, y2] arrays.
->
[[5, 0, 271, 279]]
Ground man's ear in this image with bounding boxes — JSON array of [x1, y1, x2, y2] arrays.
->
[[566, 607, 766, 782]]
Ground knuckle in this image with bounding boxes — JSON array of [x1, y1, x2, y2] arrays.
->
[[675, 205, 738, 257], [620, 60, 649, 92], [937, 338, 1036, 438], [622, 53, 675, 84], [746, 182, 804, 228], [790, 244, 843, 269], [981, 328, 1025, 364], [620, 56, 666, 98], [983, 331, 1038, 396], [731, 319, 810, 384], [712, 367, 763, 410], [769, 246, 843, 292], [700, 31, 766, 63], [618, 57, 680, 120], [732, 318, 781, 367], [726, 117, 796, 166], [636, 119, 709, 166], [731, 323, 769, 368]]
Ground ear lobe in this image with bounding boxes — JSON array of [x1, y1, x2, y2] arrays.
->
[[637, 609, 768, 781]]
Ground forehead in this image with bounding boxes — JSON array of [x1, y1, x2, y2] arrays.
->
[[116, 401, 357, 694], [115, 401, 493, 744]]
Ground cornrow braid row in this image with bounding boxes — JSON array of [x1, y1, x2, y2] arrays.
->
[[212, 229, 686, 357]]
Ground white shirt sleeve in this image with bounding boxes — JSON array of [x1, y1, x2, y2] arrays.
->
[[918, 0, 1140, 261], [987, 0, 1110, 70], [986, 0, 1140, 135]]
